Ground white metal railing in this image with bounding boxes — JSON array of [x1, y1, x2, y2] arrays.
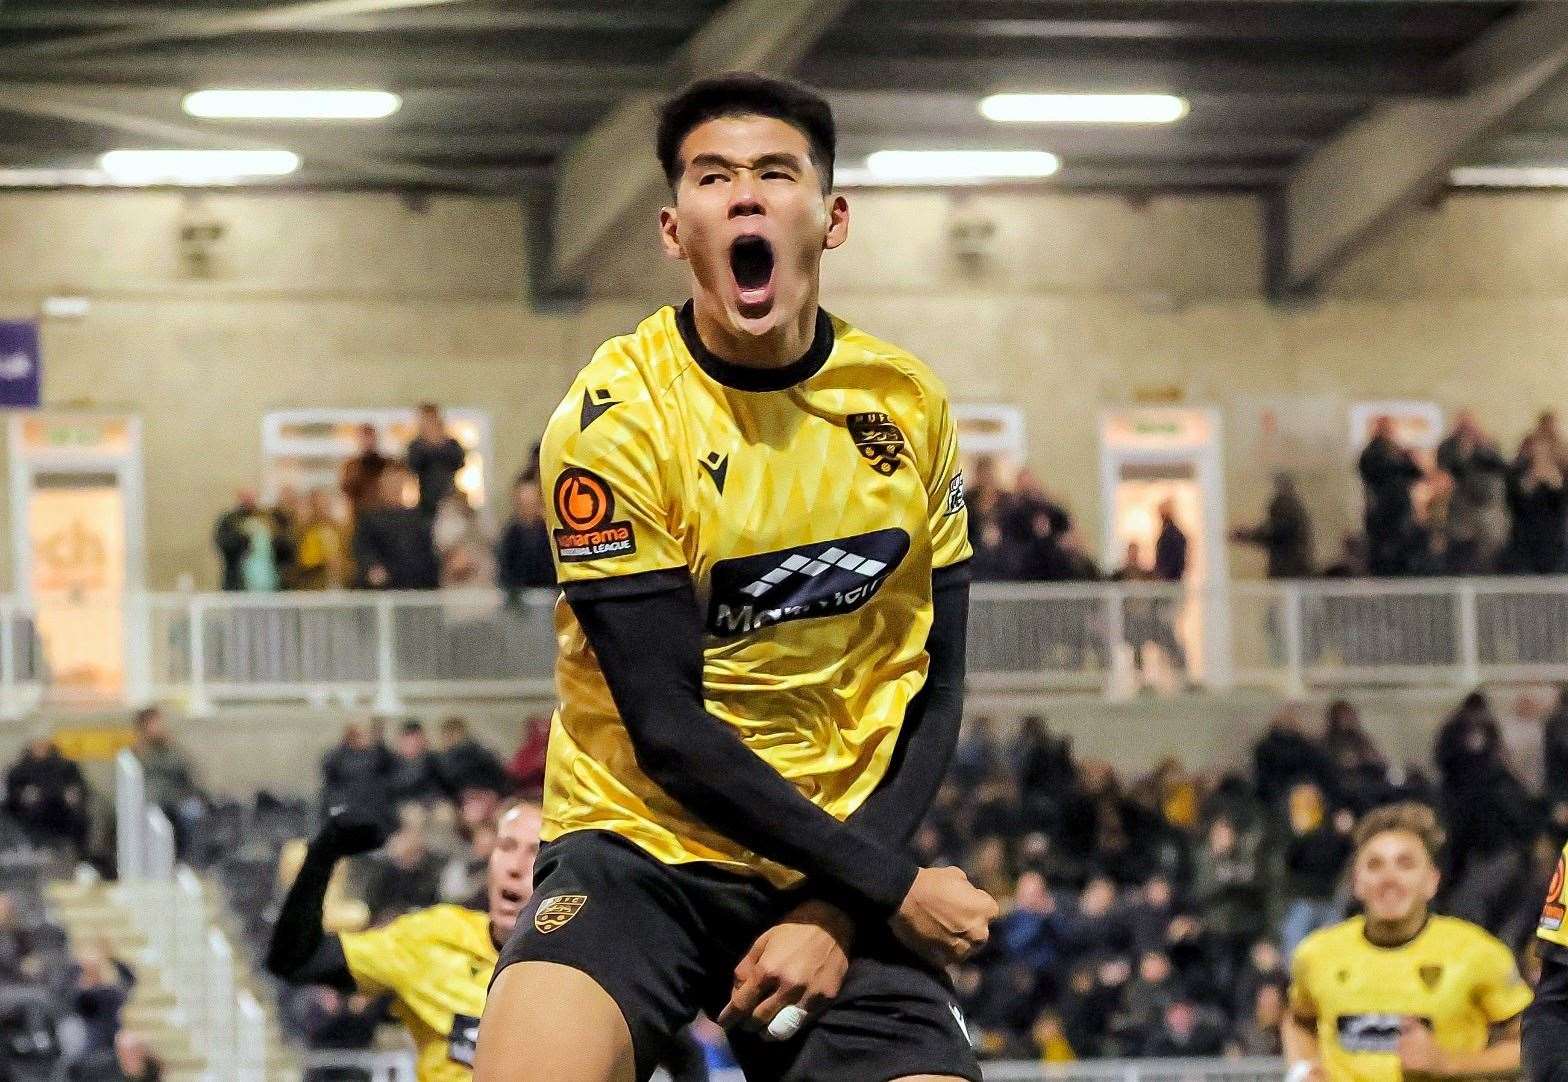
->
[[12, 577, 1568, 716], [113, 751, 267, 1082]]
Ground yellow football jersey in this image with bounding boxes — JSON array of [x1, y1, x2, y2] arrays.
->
[[1540, 842, 1568, 950], [1290, 915, 1532, 1082], [537, 302, 971, 886], [340, 904, 496, 1082]]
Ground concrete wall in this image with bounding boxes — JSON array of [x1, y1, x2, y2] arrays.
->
[[4, 187, 1568, 587]]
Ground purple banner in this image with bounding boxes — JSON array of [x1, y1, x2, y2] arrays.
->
[[0, 321, 40, 408]]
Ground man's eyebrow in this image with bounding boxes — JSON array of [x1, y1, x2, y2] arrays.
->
[[686, 151, 806, 172]]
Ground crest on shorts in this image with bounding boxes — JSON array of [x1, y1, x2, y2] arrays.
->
[[847, 412, 905, 476], [534, 894, 587, 934], [1419, 964, 1443, 990]]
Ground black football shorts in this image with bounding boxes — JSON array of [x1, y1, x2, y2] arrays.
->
[[494, 829, 981, 1082]]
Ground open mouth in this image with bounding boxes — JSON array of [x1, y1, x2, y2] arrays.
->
[[499, 887, 524, 906], [729, 235, 776, 314]]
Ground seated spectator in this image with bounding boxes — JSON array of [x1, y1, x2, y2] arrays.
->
[[361, 824, 441, 923], [1252, 705, 1332, 810], [1123, 875, 1178, 957], [291, 488, 350, 590], [439, 819, 497, 907], [952, 715, 1001, 790], [352, 466, 439, 590], [496, 475, 555, 594], [1191, 817, 1265, 986], [995, 871, 1066, 974], [1228, 981, 1286, 1057], [1140, 998, 1226, 1057], [70, 944, 135, 1055], [131, 707, 208, 861], [1278, 785, 1352, 958], [301, 986, 382, 1055], [0, 893, 40, 985], [4, 731, 88, 855], [1030, 1010, 1077, 1062], [213, 488, 294, 593], [1123, 950, 1183, 1037], [506, 715, 551, 797], [386, 721, 444, 808], [319, 722, 392, 819], [435, 717, 510, 799], [1229, 939, 1286, 1026]]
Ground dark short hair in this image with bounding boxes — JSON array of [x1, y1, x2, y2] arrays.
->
[[399, 720, 425, 736], [657, 72, 836, 193]]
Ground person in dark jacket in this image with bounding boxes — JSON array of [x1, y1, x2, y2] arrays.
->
[[496, 475, 554, 594], [1503, 433, 1568, 574], [1544, 685, 1568, 838], [405, 403, 466, 517], [4, 734, 88, 854], [318, 722, 392, 817], [1357, 417, 1425, 576], [1150, 500, 1190, 676], [386, 721, 444, 807], [1252, 705, 1333, 809], [213, 488, 294, 591], [434, 717, 510, 798], [1436, 411, 1510, 574], [1231, 473, 1314, 578], [352, 466, 439, 589]]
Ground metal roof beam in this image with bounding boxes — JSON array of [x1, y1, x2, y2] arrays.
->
[[1278, 2, 1568, 295]]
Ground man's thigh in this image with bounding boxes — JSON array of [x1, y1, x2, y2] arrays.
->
[[726, 935, 981, 1082], [493, 831, 763, 1082]]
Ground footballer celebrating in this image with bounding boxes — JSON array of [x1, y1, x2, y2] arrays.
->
[[1286, 803, 1531, 1082], [476, 73, 994, 1082], [1523, 839, 1568, 1082]]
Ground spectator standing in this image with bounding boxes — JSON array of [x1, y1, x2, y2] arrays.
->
[[70, 945, 135, 1055], [1253, 706, 1332, 810], [0, 893, 39, 985], [1140, 999, 1226, 1057], [1191, 817, 1265, 986], [352, 466, 439, 590], [1503, 433, 1568, 574], [506, 715, 552, 797], [213, 488, 293, 592], [1151, 501, 1190, 677], [1436, 410, 1510, 574], [496, 475, 555, 594], [361, 824, 442, 922], [1357, 417, 1425, 576], [292, 489, 350, 590], [1230, 982, 1286, 1057], [339, 423, 388, 519], [1231, 473, 1314, 578], [405, 404, 466, 517], [1544, 685, 1568, 838], [4, 732, 88, 855], [1278, 786, 1352, 958], [433, 493, 496, 590]]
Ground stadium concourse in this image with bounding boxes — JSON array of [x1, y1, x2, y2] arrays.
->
[[9, 2, 1568, 1081]]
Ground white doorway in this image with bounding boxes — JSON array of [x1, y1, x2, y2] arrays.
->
[[8, 414, 146, 706], [1099, 408, 1231, 688]]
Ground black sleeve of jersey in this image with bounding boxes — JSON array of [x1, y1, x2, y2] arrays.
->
[[844, 568, 968, 848], [265, 843, 355, 992], [1526, 946, 1568, 1082], [566, 578, 922, 917]]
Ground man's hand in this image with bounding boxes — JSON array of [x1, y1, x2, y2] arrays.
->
[[717, 900, 852, 1040], [314, 805, 393, 860], [890, 866, 997, 967], [1398, 1019, 1449, 1077]]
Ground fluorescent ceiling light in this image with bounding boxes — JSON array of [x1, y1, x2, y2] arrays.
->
[[184, 88, 402, 120], [1449, 165, 1568, 188], [0, 167, 116, 187], [98, 149, 301, 184], [864, 150, 1060, 182], [981, 93, 1188, 124]]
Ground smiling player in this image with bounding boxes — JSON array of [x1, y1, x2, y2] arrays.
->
[[1285, 803, 1531, 1082], [475, 73, 994, 1082]]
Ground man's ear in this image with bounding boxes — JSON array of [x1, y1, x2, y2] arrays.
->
[[659, 206, 686, 262], [823, 193, 849, 251]]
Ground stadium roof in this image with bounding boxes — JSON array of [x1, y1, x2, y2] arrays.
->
[[4, 0, 1567, 291]]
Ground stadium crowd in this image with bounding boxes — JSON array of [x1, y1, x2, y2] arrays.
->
[[212, 405, 553, 596]]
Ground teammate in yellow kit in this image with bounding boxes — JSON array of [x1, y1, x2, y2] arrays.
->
[[1285, 803, 1531, 1082], [476, 73, 995, 1082], [265, 801, 539, 1082], [1523, 839, 1568, 1081]]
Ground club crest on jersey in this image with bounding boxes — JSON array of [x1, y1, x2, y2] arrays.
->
[[552, 469, 636, 562], [847, 412, 905, 476], [534, 894, 587, 934], [1419, 964, 1443, 990], [946, 473, 967, 516]]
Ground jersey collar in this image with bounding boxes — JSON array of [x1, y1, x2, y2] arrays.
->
[[676, 300, 834, 392]]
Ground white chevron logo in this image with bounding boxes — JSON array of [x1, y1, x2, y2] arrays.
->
[[739, 546, 889, 599]]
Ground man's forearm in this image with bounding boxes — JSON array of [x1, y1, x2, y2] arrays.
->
[[569, 580, 920, 917], [1283, 1014, 1321, 1068], [265, 842, 353, 990]]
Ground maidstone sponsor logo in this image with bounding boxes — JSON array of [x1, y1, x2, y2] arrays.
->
[[707, 529, 910, 637]]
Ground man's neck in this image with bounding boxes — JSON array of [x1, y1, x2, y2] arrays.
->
[[1365, 910, 1428, 947], [690, 294, 819, 369]]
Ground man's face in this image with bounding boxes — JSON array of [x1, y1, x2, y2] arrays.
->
[[660, 115, 848, 340], [487, 803, 543, 938], [397, 731, 425, 758], [1353, 829, 1439, 924]]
